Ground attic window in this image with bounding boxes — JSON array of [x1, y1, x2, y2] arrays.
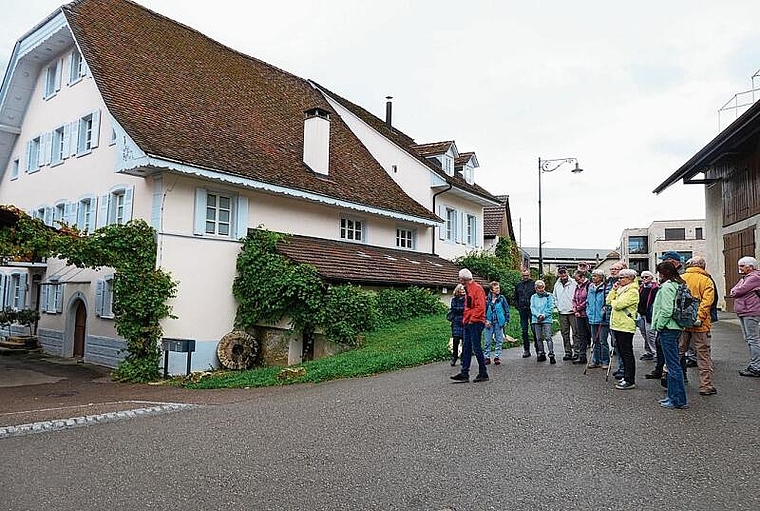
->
[[442, 155, 454, 175]]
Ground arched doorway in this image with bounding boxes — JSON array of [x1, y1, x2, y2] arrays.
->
[[73, 300, 86, 359]]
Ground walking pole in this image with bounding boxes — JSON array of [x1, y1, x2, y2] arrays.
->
[[605, 341, 615, 382], [584, 323, 600, 376]]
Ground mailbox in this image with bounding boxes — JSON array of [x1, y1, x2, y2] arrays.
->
[[162, 338, 196, 378]]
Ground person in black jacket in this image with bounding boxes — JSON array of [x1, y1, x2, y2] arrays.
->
[[447, 284, 466, 366], [514, 270, 536, 358]]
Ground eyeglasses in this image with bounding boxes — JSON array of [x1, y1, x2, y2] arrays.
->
[[619, 275, 633, 280], [642, 275, 652, 279]]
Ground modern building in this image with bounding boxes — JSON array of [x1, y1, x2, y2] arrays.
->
[[521, 247, 615, 275], [619, 220, 706, 274]]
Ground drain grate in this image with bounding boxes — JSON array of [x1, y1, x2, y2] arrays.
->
[[46, 391, 79, 398]]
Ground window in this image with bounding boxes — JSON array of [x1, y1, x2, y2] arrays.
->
[[695, 227, 703, 240], [98, 186, 133, 227], [466, 214, 477, 246], [26, 136, 41, 173], [6, 273, 27, 310], [445, 208, 457, 241], [629, 259, 649, 275], [51, 126, 66, 165], [340, 217, 364, 241], [53, 202, 66, 226], [664, 228, 686, 241], [96, 276, 114, 318], [205, 193, 232, 236], [11, 159, 19, 180], [396, 228, 415, 249], [69, 50, 84, 83], [77, 196, 96, 232], [76, 110, 100, 155], [442, 155, 453, 175], [464, 165, 474, 184], [33, 206, 46, 222], [40, 278, 63, 314], [627, 236, 648, 254], [193, 188, 247, 239], [44, 60, 61, 98]]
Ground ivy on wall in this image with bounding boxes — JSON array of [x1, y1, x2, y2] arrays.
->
[[0, 205, 176, 382]]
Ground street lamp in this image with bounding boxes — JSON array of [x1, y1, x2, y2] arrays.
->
[[538, 157, 583, 277]]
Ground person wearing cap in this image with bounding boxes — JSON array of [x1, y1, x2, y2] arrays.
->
[[679, 256, 717, 396], [607, 268, 640, 390], [450, 268, 489, 383], [730, 256, 760, 377], [659, 251, 684, 274], [514, 270, 536, 358], [577, 261, 592, 280], [637, 270, 659, 361], [553, 266, 579, 361]]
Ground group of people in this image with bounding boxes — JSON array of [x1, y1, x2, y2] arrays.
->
[[448, 254, 760, 411]]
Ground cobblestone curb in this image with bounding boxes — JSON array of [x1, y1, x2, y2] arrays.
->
[[0, 402, 196, 439]]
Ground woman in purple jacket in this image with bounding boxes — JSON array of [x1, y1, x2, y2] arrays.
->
[[731, 256, 760, 377]]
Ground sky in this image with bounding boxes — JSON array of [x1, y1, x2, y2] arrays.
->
[[2, 0, 760, 251]]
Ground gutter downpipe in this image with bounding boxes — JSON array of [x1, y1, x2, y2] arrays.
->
[[431, 183, 453, 255]]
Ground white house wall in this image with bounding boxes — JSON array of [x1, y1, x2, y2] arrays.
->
[[435, 193, 483, 261], [705, 182, 725, 309]]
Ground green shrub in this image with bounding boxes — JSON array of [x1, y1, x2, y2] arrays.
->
[[375, 287, 445, 324], [318, 284, 378, 346]]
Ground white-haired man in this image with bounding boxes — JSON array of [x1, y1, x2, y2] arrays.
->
[[450, 268, 489, 383], [730, 256, 760, 377], [680, 256, 717, 395]]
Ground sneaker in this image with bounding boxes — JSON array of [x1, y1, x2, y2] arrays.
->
[[473, 374, 489, 383], [484, 358, 491, 365], [494, 357, 501, 365], [571, 353, 580, 360], [685, 358, 698, 368], [639, 353, 654, 361], [537, 353, 547, 362], [549, 354, 556, 365], [450, 357, 458, 367], [659, 397, 671, 404], [522, 351, 531, 358], [615, 380, 636, 390], [661, 401, 689, 409], [601, 364, 609, 370], [450, 373, 469, 382], [562, 353, 573, 361], [644, 371, 663, 379], [739, 367, 760, 377], [699, 388, 718, 396], [614, 373, 624, 380], [586, 363, 601, 369]]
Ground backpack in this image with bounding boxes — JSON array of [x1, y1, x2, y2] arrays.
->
[[673, 282, 699, 328]]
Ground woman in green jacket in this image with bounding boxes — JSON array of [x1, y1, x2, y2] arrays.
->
[[607, 268, 640, 390], [651, 262, 688, 409]]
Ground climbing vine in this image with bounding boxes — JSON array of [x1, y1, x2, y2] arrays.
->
[[0, 205, 177, 382]]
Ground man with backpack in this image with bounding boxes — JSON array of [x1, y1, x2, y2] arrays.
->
[[679, 256, 717, 396]]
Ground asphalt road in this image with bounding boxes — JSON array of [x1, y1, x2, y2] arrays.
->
[[1, 316, 759, 510]]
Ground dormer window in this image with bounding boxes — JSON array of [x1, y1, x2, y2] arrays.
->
[[44, 60, 61, 98], [442, 155, 454, 175], [69, 50, 85, 84], [464, 165, 474, 184]]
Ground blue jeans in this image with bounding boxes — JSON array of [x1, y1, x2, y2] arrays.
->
[[660, 328, 687, 407], [460, 322, 487, 377], [533, 323, 554, 354], [483, 323, 505, 359], [589, 323, 610, 365]]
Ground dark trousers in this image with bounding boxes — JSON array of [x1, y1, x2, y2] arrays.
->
[[614, 330, 635, 384], [654, 335, 665, 375], [576, 316, 591, 354], [519, 308, 534, 352], [460, 322, 487, 378]]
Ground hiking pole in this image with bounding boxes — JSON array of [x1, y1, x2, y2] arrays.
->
[[605, 341, 615, 382], [584, 323, 601, 376]]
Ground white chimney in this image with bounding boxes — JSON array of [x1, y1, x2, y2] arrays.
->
[[303, 107, 330, 175]]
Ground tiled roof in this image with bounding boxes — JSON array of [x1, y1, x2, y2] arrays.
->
[[483, 207, 505, 238], [409, 141, 455, 158], [61, 0, 438, 223], [455, 152, 475, 167], [275, 233, 485, 287], [314, 84, 500, 204]]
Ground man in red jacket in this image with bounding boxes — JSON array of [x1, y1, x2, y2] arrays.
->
[[451, 268, 489, 383]]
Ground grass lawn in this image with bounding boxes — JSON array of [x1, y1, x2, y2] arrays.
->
[[183, 308, 540, 390]]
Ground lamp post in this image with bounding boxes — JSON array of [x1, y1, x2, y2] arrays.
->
[[538, 157, 583, 277]]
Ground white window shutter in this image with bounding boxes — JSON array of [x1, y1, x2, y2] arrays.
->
[[123, 185, 134, 222], [0, 274, 6, 308], [456, 211, 464, 244], [3, 275, 11, 309], [25, 141, 32, 172], [55, 284, 63, 313], [54, 59, 62, 92], [70, 121, 80, 156], [64, 201, 77, 226], [44, 207, 53, 226], [82, 59, 90, 77], [473, 216, 479, 247], [96, 193, 109, 228], [95, 280, 104, 317], [194, 188, 206, 235], [40, 285, 49, 313], [90, 109, 101, 149], [235, 195, 249, 239], [62, 124, 71, 160], [37, 135, 46, 167], [17, 274, 27, 309], [438, 205, 446, 241]]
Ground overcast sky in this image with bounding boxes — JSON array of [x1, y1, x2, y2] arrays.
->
[[3, 0, 760, 251]]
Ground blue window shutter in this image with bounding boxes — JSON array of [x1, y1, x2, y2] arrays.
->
[[40, 284, 49, 313], [95, 280, 104, 316], [25, 141, 32, 172], [64, 201, 76, 226], [0, 274, 6, 308], [123, 185, 134, 222], [194, 188, 206, 236], [90, 109, 101, 149], [53, 59, 62, 92], [62, 124, 71, 160], [17, 274, 27, 309], [70, 121, 79, 156], [438, 205, 446, 241], [55, 284, 63, 313], [456, 211, 464, 244], [44, 207, 53, 226], [97, 194, 109, 228], [473, 216, 479, 247], [41, 132, 50, 166], [235, 195, 249, 239]]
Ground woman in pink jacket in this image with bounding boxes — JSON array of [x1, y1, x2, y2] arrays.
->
[[731, 256, 760, 377]]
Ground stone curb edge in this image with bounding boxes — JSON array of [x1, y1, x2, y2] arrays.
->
[[0, 403, 197, 439]]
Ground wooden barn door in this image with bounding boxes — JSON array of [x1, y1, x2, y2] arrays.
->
[[723, 227, 756, 312]]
